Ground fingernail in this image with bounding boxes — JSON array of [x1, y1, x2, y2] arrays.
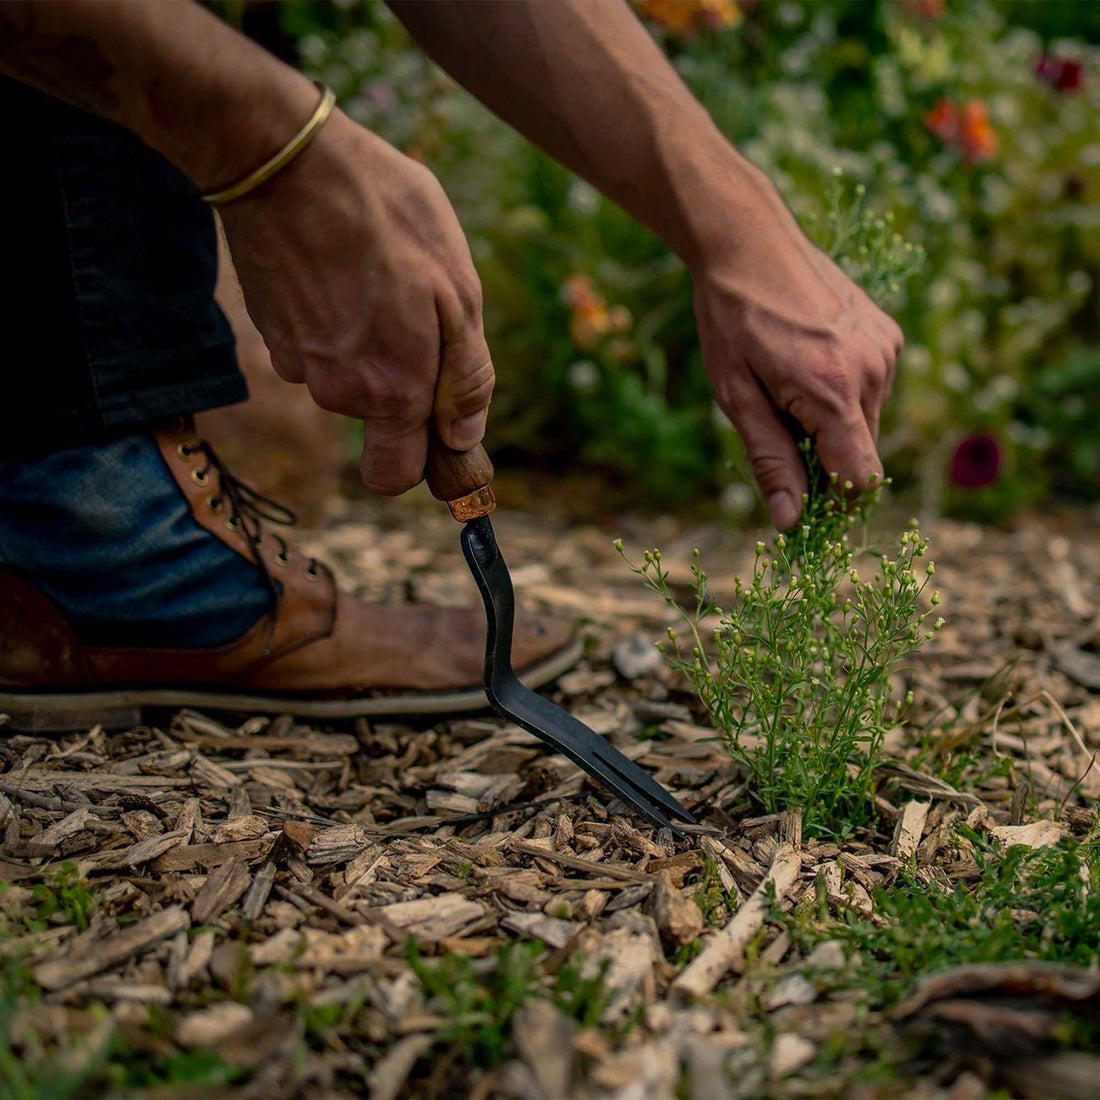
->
[[767, 491, 798, 530], [451, 410, 487, 449]]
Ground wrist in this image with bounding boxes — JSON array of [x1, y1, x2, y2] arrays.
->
[[671, 147, 795, 276], [146, 65, 320, 193]]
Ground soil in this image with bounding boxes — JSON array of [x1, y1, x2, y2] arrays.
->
[[2, 494, 1099, 1099]]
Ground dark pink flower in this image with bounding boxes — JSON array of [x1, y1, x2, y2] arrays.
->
[[1035, 55, 1085, 93], [950, 435, 1003, 489]]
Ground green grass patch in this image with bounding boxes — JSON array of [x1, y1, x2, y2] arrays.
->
[[408, 939, 619, 1071], [784, 826, 1100, 1010]]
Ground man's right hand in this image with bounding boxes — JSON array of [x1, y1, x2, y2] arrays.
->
[[218, 110, 495, 495]]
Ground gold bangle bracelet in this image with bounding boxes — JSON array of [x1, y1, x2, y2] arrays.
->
[[202, 81, 336, 205]]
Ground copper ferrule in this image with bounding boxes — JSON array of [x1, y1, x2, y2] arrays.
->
[[448, 486, 496, 522]]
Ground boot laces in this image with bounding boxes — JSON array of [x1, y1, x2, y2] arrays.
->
[[183, 439, 321, 653]]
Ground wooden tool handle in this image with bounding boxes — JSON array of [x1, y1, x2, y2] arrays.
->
[[426, 435, 496, 521]]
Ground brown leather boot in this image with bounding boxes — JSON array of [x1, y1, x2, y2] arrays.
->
[[0, 419, 580, 732]]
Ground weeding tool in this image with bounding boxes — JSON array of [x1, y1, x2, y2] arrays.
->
[[426, 438, 698, 832]]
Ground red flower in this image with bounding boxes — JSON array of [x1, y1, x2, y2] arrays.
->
[[898, 0, 946, 18], [949, 435, 1003, 489], [925, 98, 957, 142], [1035, 55, 1084, 94]]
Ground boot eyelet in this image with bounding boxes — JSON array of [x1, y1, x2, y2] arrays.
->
[[305, 564, 320, 582], [275, 551, 290, 567], [227, 516, 242, 531], [178, 442, 198, 460], [191, 468, 209, 486], [208, 497, 222, 514]]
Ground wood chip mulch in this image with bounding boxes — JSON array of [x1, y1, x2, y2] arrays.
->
[[2, 500, 1099, 1098]]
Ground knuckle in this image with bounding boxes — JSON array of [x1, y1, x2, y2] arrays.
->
[[455, 274, 484, 320], [809, 348, 859, 417], [445, 357, 495, 413], [863, 355, 888, 394], [362, 374, 428, 425], [363, 386, 414, 421]]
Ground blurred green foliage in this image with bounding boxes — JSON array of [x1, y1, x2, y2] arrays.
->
[[249, 0, 1100, 518]]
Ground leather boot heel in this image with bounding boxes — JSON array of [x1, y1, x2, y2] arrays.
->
[[0, 693, 142, 735]]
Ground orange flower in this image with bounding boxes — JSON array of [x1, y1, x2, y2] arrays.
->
[[698, 0, 741, 29], [924, 97, 997, 163], [959, 100, 997, 163], [641, 0, 740, 35], [563, 275, 611, 349]]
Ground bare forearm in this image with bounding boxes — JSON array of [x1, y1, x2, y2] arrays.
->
[[388, 0, 779, 269], [0, 0, 315, 190]]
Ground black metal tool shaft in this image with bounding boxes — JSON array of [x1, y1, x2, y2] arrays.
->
[[460, 515, 698, 831], [425, 437, 697, 832]]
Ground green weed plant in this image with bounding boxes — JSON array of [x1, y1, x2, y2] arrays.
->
[[621, 449, 943, 838], [815, 172, 926, 310]]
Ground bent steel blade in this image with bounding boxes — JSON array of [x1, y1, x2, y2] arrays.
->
[[460, 514, 698, 832]]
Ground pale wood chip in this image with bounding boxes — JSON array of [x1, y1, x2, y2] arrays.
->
[[771, 1033, 816, 1078], [297, 924, 388, 969], [241, 861, 277, 922], [177, 1002, 254, 1048], [153, 838, 271, 872], [425, 790, 481, 815], [500, 912, 582, 949], [514, 1000, 575, 1099], [119, 809, 163, 840], [334, 847, 386, 902], [212, 814, 270, 844], [190, 754, 240, 789], [174, 797, 202, 841], [79, 980, 173, 1004], [366, 1035, 433, 1100], [33, 906, 190, 991], [373, 893, 485, 942], [674, 844, 801, 999], [889, 801, 931, 862], [306, 823, 370, 866], [510, 839, 650, 883], [85, 828, 190, 874], [6, 771, 190, 793], [191, 858, 251, 924], [250, 928, 302, 967], [25, 807, 96, 857], [177, 928, 216, 989], [651, 870, 704, 946], [989, 820, 1070, 850]]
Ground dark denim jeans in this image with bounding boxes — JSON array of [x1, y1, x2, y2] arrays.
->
[[3, 77, 245, 457], [0, 80, 267, 646], [0, 435, 272, 647]]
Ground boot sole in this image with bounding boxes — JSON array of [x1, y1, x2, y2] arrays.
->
[[0, 638, 585, 733]]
